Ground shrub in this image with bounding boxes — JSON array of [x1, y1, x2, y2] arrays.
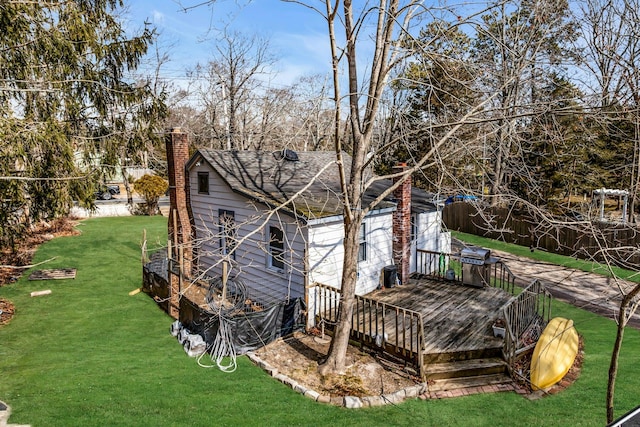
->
[[133, 174, 168, 215]]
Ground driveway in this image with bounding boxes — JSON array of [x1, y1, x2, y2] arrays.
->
[[492, 249, 640, 329], [70, 196, 169, 218]]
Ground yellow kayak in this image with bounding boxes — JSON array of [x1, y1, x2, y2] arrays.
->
[[530, 317, 579, 391]]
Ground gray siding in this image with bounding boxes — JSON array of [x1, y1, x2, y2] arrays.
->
[[189, 162, 307, 306]]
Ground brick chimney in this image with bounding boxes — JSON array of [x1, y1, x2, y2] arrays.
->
[[166, 128, 193, 319], [392, 163, 411, 286]]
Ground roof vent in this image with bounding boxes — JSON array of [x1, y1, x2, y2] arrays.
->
[[282, 149, 299, 162]]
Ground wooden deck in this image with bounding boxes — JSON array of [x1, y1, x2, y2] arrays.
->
[[366, 277, 513, 358]]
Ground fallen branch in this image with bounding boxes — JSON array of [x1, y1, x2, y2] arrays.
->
[[0, 257, 57, 269]]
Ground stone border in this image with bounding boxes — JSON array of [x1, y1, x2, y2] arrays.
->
[[0, 401, 31, 427], [246, 352, 428, 408]]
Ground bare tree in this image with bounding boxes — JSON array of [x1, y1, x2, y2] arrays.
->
[[287, 74, 336, 152], [577, 0, 640, 421], [190, 30, 277, 150], [290, 0, 503, 376], [472, 0, 577, 205], [581, 0, 640, 222], [175, 2, 640, 421]]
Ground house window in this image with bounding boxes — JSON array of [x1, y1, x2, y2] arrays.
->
[[358, 223, 367, 262], [198, 172, 209, 194], [268, 226, 285, 271], [411, 214, 417, 242], [219, 209, 236, 259]]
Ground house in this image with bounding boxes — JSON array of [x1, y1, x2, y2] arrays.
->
[[165, 129, 451, 327]]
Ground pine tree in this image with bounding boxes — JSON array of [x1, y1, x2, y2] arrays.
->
[[471, 0, 577, 204], [0, 0, 166, 248], [392, 20, 481, 193]]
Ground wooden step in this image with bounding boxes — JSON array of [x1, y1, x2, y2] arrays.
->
[[429, 373, 513, 392], [423, 346, 503, 364], [424, 357, 507, 380]]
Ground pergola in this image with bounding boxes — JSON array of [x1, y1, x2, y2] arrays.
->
[[592, 188, 629, 222]]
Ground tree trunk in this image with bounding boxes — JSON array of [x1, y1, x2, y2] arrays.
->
[[630, 118, 640, 223], [607, 310, 625, 423], [607, 283, 640, 423], [490, 120, 505, 206], [316, 0, 400, 376], [318, 216, 361, 376], [120, 164, 134, 205]]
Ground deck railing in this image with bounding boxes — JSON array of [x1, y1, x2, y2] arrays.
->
[[416, 250, 461, 281], [490, 260, 517, 295], [501, 279, 552, 374], [311, 283, 425, 379], [416, 249, 517, 294]]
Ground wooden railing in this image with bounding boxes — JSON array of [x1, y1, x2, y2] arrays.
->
[[490, 260, 517, 295], [501, 279, 552, 374], [416, 250, 461, 281], [416, 249, 517, 294], [311, 283, 425, 379]]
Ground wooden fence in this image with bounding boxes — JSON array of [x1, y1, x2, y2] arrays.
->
[[443, 202, 640, 263], [311, 283, 425, 378]]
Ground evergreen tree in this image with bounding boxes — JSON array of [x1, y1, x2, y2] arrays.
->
[[390, 20, 481, 193], [0, 0, 166, 248], [472, 0, 577, 205], [516, 74, 592, 207]]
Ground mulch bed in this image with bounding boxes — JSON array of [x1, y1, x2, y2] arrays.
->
[[0, 298, 15, 326], [514, 335, 585, 398]]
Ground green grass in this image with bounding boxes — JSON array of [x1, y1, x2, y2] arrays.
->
[[0, 218, 638, 426], [453, 231, 640, 282]]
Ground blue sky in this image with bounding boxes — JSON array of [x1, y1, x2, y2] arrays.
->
[[127, 1, 333, 87]]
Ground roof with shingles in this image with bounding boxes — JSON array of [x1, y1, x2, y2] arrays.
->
[[191, 149, 437, 221]]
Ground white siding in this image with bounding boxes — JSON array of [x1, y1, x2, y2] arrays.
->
[[189, 162, 307, 306], [357, 212, 394, 294], [187, 157, 452, 325], [307, 219, 344, 290], [306, 212, 394, 329], [410, 210, 452, 272], [307, 211, 393, 295]]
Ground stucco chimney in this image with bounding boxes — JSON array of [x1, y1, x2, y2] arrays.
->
[[392, 163, 411, 286], [166, 128, 193, 319]]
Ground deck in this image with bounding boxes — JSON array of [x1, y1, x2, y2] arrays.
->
[[311, 258, 548, 388], [312, 262, 551, 391], [366, 277, 513, 358]]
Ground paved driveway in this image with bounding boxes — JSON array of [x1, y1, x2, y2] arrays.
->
[[492, 249, 640, 329]]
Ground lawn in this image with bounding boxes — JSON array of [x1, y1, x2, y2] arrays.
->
[[0, 217, 638, 426], [453, 231, 640, 282]]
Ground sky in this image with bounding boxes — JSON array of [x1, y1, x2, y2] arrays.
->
[[126, 0, 334, 88]]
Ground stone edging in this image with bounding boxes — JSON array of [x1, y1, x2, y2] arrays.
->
[[0, 400, 31, 427], [246, 352, 428, 408]]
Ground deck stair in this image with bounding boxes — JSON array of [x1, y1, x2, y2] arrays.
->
[[424, 348, 513, 392]]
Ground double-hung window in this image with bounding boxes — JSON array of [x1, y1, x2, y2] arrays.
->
[[268, 226, 285, 271], [219, 209, 236, 259], [357, 223, 367, 262]]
